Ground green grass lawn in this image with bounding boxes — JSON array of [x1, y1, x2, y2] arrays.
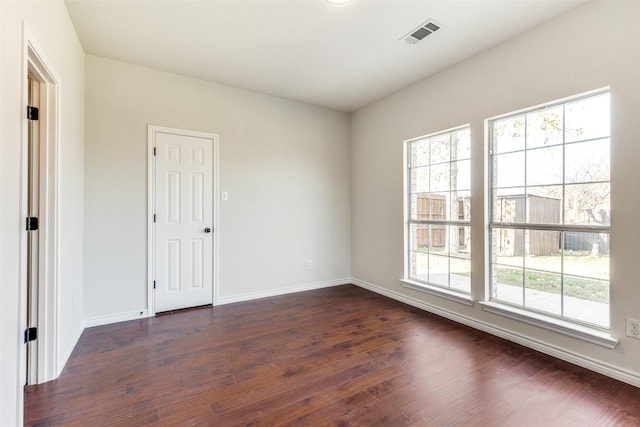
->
[[495, 255, 609, 303], [413, 247, 609, 303]]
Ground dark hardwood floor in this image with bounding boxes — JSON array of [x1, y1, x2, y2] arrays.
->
[[25, 285, 640, 426]]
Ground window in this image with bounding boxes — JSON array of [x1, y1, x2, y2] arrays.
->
[[406, 126, 471, 294], [489, 91, 610, 329]]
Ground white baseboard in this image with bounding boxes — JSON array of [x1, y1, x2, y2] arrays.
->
[[351, 277, 640, 389], [84, 309, 149, 328], [83, 279, 349, 327], [216, 278, 350, 306]]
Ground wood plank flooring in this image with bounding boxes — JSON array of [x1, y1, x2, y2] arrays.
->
[[25, 285, 640, 426]]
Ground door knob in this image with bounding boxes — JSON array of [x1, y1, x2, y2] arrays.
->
[[204, 227, 212, 233]]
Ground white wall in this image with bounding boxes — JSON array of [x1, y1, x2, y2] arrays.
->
[[0, 1, 85, 424], [84, 56, 351, 322], [351, 1, 640, 383]]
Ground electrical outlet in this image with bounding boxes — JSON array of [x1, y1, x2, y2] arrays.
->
[[627, 318, 640, 339], [306, 260, 312, 270]]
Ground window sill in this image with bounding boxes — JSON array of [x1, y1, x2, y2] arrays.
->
[[401, 279, 474, 306], [480, 300, 618, 349]]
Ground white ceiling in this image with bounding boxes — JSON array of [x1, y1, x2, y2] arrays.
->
[[65, 0, 586, 112]]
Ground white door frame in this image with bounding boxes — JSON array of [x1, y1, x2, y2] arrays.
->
[[20, 26, 61, 387], [147, 125, 220, 315]]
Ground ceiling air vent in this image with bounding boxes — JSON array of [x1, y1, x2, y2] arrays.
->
[[402, 19, 441, 45]]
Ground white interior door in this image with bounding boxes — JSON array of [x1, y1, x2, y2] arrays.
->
[[154, 131, 214, 312]]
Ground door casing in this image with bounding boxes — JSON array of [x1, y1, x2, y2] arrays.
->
[[20, 26, 61, 390], [147, 125, 220, 315]]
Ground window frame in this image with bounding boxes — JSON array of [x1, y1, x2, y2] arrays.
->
[[487, 89, 611, 331], [403, 125, 472, 303]]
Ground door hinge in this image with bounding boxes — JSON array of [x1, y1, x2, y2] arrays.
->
[[26, 217, 39, 231], [153, 213, 156, 223], [153, 280, 156, 289], [27, 106, 39, 121], [153, 147, 157, 156], [24, 327, 37, 343]]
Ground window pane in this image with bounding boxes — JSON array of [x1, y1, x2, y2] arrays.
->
[[493, 115, 525, 153], [453, 128, 471, 160], [428, 254, 449, 287], [494, 189, 525, 223], [435, 225, 470, 257], [411, 193, 427, 221], [409, 223, 429, 251], [564, 182, 610, 225], [493, 228, 524, 260], [493, 264, 523, 306], [564, 275, 609, 304], [565, 138, 610, 184], [524, 270, 561, 316], [447, 192, 459, 222], [411, 140, 430, 167], [430, 163, 450, 192], [428, 193, 448, 220], [456, 226, 471, 254], [450, 258, 471, 293], [430, 134, 450, 164], [563, 232, 610, 269], [411, 166, 429, 193], [452, 159, 470, 191], [563, 276, 609, 328], [565, 93, 610, 143], [456, 192, 471, 222], [525, 230, 561, 261], [526, 106, 563, 149], [428, 225, 447, 254], [411, 251, 428, 282], [526, 146, 563, 186], [526, 186, 562, 224], [494, 151, 525, 188]]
